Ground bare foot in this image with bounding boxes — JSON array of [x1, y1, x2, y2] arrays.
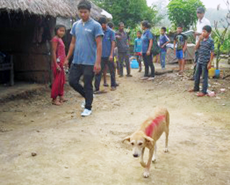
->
[[60, 96, 68, 103], [52, 99, 62, 106]]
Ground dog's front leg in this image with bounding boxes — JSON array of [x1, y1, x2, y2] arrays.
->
[[143, 149, 154, 178], [140, 147, 147, 168]]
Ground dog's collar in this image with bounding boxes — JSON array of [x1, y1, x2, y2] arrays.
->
[[145, 115, 166, 137]]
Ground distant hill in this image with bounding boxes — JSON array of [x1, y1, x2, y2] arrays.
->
[[206, 8, 229, 27], [156, 7, 229, 28]]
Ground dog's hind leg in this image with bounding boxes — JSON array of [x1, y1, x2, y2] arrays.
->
[[164, 129, 169, 153], [152, 143, 157, 162]]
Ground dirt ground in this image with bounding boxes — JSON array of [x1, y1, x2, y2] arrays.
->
[[0, 64, 230, 185]]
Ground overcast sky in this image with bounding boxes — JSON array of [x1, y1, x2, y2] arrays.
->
[[147, 0, 227, 9]]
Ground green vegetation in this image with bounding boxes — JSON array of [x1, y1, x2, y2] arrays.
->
[[167, 0, 204, 30], [92, 0, 162, 28]]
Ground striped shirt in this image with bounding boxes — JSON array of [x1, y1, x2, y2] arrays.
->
[[198, 37, 214, 65]]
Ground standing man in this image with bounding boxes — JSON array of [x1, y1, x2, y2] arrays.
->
[[191, 7, 211, 80], [65, 0, 103, 117], [94, 17, 117, 92], [115, 22, 132, 77]]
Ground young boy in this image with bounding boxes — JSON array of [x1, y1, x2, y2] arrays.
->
[[134, 31, 142, 72], [174, 25, 187, 75], [65, 0, 103, 117], [159, 27, 170, 69], [189, 25, 214, 97]]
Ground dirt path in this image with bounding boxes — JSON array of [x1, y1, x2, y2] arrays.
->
[[1, 67, 230, 185]]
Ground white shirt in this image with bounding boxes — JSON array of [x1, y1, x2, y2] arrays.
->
[[196, 17, 211, 43]]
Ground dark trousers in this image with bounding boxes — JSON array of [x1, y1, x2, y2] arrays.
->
[[136, 55, 142, 70], [143, 53, 155, 77], [193, 50, 199, 78], [69, 64, 94, 110], [194, 63, 208, 94], [118, 52, 130, 76], [95, 57, 116, 90]]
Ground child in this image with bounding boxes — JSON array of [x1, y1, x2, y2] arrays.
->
[[51, 25, 67, 105], [134, 31, 142, 72], [159, 27, 170, 69], [174, 25, 187, 75], [189, 25, 214, 97]]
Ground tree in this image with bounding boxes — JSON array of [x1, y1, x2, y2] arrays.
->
[[167, 0, 204, 30], [92, 0, 161, 28], [213, 1, 230, 70]]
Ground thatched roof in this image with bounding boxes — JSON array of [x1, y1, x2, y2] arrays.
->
[[0, 0, 112, 19]]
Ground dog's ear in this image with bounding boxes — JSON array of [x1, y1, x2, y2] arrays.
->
[[144, 135, 154, 143], [122, 136, 131, 143]]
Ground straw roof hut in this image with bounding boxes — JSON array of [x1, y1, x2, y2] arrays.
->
[[0, 0, 112, 84], [0, 0, 112, 19]]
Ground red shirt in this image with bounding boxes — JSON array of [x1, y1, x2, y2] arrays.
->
[[52, 37, 66, 66]]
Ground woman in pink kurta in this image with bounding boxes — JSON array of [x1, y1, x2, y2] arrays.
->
[[51, 25, 67, 105]]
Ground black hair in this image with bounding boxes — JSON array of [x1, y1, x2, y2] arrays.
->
[[108, 22, 114, 29], [78, 0, 91, 11], [98, 17, 107, 25], [55, 24, 66, 35], [177, 25, 183, 28], [161, 27, 167, 32], [141, 20, 151, 29], [118, 22, 124, 27], [203, 25, 212, 33], [137, 30, 142, 34]]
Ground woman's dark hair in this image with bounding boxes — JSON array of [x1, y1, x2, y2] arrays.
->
[[108, 22, 114, 29], [55, 24, 66, 35], [203, 25, 212, 33], [137, 30, 142, 34], [141, 21, 151, 29], [78, 0, 91, 11], [161, 27, 167, 32]]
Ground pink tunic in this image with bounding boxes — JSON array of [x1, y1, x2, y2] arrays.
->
[[51, 37, 66, 99]]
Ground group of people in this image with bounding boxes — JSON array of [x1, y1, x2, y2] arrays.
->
[[50, 0, 215, 117]]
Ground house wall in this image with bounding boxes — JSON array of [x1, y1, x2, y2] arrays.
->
[[0, 11, 55, 84]]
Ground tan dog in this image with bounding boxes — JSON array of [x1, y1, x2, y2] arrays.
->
[[123, 107, 169, 178]]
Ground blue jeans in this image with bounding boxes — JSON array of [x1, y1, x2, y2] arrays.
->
[[160, 51, 166, 69], [194, 63, 208, 94]]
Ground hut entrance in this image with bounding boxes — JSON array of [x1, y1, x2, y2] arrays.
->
[[0, 11, 55, 85]]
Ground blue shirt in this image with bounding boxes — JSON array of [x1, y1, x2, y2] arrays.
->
[[70, 18, 104, 65], [141, 29, 153, 54], [102, 27, 115, 58], [159, 34, 170, 52], [134, 38, 142, 53], [198, 37, 214, 65]]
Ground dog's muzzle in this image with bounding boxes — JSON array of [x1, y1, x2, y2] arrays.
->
[[133, 154, 139, 158]]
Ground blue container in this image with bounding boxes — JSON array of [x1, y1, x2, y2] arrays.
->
[[215, 69, 220, 78], [131, 59, 139, 69]]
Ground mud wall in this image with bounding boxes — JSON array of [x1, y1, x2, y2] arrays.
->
[[0, 11, 56, 83]]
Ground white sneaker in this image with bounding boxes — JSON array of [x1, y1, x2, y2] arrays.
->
[[81, 101, 85, 109], [81, 109, 92, 117], [140, 77, 148, 80], [148, 77, 155, 81]]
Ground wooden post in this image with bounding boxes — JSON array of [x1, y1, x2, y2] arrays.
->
[[10, 55, 14, 86]]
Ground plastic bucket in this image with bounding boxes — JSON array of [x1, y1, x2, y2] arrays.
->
[[208, 67, 215, 78], [131, 59, 139, 69], [215, 69, 220, 78]]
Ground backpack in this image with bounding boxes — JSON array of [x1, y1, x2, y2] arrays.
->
[[151, 33, 161, 56]]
